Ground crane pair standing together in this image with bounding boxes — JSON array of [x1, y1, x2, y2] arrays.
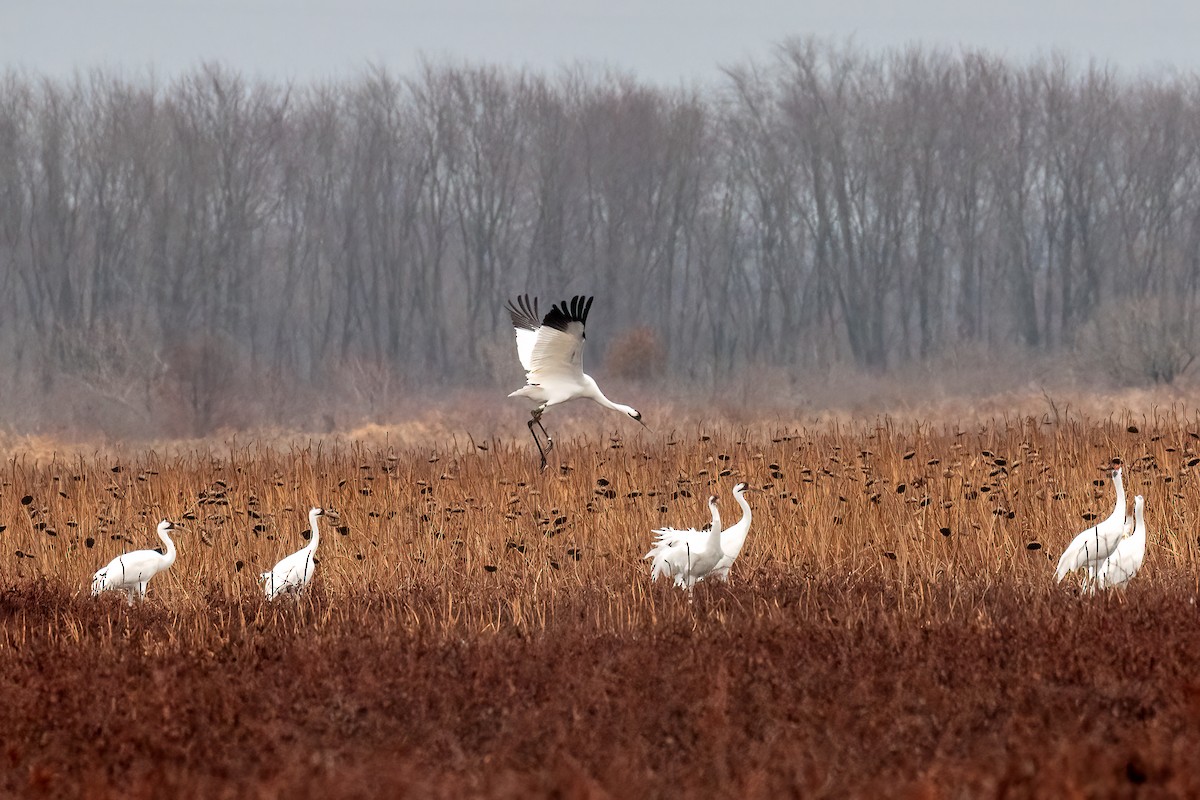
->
[[92, 507, 330, 604], [644, 482, 755, 599], [1055, 467, 1148, 591]]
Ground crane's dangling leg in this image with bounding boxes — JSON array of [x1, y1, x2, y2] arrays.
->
[[532, 406, 554, 457], [527, 407, 549, 470]]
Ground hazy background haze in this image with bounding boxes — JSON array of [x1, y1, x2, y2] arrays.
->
[[5, 0, 1200, 84]]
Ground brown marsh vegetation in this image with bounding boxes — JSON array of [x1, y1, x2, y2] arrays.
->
[[3, 411, 1200, 797]]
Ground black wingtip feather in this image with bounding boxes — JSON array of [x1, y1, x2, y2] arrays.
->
[[507, 294, 541, 331], [543, 295, 594, 333]]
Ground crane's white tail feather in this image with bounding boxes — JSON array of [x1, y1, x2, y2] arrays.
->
[[1055, 529, 1109, 581], [1055, 539, 1089, 582], [645, 528, 711, 588]]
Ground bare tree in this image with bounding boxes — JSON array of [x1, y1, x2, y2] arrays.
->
[[5, 46, 1200, 435]]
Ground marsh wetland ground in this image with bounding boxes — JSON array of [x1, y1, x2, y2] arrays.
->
[[3, 411, 1200, 797]]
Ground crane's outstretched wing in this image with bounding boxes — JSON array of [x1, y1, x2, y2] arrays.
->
[[506, 294, 594, 381], [528, 295, 593, 380], [507, 294, 541, 372]]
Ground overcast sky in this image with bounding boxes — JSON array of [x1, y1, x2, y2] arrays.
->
[[4, 0, 1200, 86]]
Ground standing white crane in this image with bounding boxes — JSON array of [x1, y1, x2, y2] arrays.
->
[[91, 519, 179, 605], [644, 495, 726, 599], [645, 483, 755, 588], [646, 494, 722, 587], [260, 507, 326, 600], [1055, 467, 1128, 584], [507, 294, 646, 469], [1094, 494, 1147, 590]]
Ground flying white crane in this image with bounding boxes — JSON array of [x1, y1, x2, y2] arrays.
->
[[645, 495, 725, 599], [1056, 467, 1128, 584], [260, 507, 326, 600], [645, 483, 755, 587], [507, 294, 646, 469], [91, 519, 179, 605], [1094, 494, 1146, 590]]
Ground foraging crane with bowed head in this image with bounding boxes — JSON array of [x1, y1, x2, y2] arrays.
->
[[1094, 494, 1147, 591], [261, 507, 326, 600], [645, 495, 725, 599], [1055, 467, 1128, 584], [507, 294, 646, 469], [91, 519, 179, 605]]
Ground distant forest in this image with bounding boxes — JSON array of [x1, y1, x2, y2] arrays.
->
[[3, 39, 1200, 435]]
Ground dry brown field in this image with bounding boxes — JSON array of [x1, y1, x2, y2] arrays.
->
[[3, 409, 1200, 797]]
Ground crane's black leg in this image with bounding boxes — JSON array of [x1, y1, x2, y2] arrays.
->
[[534, 412, 554, 457], [528, 411, 548, 470]]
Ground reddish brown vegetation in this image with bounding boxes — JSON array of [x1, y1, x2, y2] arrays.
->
[[605, 326, 668, 381], [2, 579, 1199, 798], [3, 415, 1200, 796]]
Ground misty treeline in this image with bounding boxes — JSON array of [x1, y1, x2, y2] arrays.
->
[[3, 39, 1200, 435]]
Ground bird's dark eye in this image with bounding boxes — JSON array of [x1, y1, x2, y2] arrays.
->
[[632, 412, 642, 421]]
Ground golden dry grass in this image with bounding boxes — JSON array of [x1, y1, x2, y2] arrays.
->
[[4, 409, 1200, 628], [4, 409, 1200, 796]]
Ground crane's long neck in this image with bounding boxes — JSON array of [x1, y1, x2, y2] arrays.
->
[[308, 513, 321, 552], [158, 529, 177, 568], [733, 490, 752, 530], [706, 515, 723, 555], [709, 500, 722, 534], [1112, 470, 1126, 522], [583, 374, 635, 416]]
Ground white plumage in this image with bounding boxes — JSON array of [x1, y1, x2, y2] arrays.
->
[[1094, 494, 1147, 590], [1055, 467, 1128, 583], [646, 494, 723, 587], [645, 495, 725, 598], [260, 507, 325, 600], [91, 519, 179, 604], [710, 482, 753, 583], [507, 295, 645, 469], [645, 483, 754, 590]]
